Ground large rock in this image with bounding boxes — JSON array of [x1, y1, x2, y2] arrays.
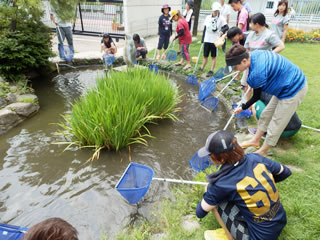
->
[[6, 92, 17, 103], [6, 102, 39, 117], [0, 108, 20, 126], [17, 94, 38, 103], [0, 97, 6, 108], [235, 117, 249, 130], [181, 214, 200, 232]]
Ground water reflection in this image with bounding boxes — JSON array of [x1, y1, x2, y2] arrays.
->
[[0, 68, 231, 239]]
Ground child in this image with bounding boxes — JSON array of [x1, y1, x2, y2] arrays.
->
[[22, 217, 78, 240], [227, 26, 249, 46], [228, 0, 248, 33], [133, 33, 148, 59], [196, 130, 291, 240], [157, 4, 172, 60], [271, 0, 290, 43], [170, 10, 192, 70], [200, 2, 229, 77], [101, 33, 117, 54]]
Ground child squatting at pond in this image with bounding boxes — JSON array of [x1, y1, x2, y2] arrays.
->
[[196, 130, 291, 240]]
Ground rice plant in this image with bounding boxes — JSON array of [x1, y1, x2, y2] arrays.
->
[[57, 68, 181, 160]]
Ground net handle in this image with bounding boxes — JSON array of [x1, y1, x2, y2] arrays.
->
[[56, 26, 63, 43], [161, 40, 174, 59], [192, 43, 204, 74], [153, 177, 208, 186], [216, 71, 240, 98], [301, 124, 320, 132], [224, 86, 252, 130]]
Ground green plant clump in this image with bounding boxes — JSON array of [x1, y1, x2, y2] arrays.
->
[[58, 68, 181, 159]]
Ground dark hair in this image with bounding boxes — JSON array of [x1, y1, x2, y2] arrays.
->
[[210, 138, 244, 164], [274, 0, 288, 17], [227, 27, 242, 40], [228, 0, 241, 4], [133, 33, 140, 44], [226, 44, 248, 58], [101, 33, 113, 48], [251, 12, 268, 28], [22, 218, 78, 240], [186, 0, 194, 9]]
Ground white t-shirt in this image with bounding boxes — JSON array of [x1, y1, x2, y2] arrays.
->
[[49, 5, 72, 28], [220, 4, 231, 20], [203, 14, 227, 43]]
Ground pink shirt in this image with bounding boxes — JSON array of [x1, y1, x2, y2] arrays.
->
[[176, 18, 192, 45], [237, 7, 248, 32]]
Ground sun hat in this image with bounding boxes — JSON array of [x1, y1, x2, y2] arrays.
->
[[211, 2, 221, 12], [161, 4, 171, 13], [170, 10, 179, 20], [198, 130, 236, 157]]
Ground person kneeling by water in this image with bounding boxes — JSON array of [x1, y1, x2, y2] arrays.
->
[[196, 130, 291, 240]]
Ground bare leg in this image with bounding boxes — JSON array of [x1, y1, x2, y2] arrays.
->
[[210, 57, 216, 72], [212, 207, 234, 240], [255, 142, 270, 156], [201, 57, 208, 70], [240, 128, 264, 148]]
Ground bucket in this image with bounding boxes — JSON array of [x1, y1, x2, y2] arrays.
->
[[192, 57, 198, 63]]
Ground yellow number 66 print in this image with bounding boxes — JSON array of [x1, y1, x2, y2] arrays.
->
[[236, 163, 279, 216]]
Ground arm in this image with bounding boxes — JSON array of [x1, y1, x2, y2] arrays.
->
[[226, 14, 230, 25], [241, 87, 262, 110], [282, 24, 289, 43], [273, 164, 292, 182], [221, 24, 229, 34], [238, 23, 243, 30], [50, 13, 57, 25], [174, 28, 184, 39], [272, 40, 285, 53]]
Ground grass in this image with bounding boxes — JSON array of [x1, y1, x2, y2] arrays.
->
[[109, 42, 320, 239], [57, 68, 181, 160]]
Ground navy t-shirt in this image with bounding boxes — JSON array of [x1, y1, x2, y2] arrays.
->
[[247, 50, 306, 100], [158, 15, 172, 36], [203, 153, 287, 240]]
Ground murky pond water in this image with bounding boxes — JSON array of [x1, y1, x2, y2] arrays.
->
[[0, 68, 231, 239]]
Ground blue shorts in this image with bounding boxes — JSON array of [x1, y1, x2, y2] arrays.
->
[[157, 34, 170, 50]]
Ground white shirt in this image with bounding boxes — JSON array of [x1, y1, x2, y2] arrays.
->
[[49, 5, 72, 27], [204, 14, 227, 43], [220, 4, 231, 21]]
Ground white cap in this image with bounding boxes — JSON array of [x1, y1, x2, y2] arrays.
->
[[211, 2, 221, 12]]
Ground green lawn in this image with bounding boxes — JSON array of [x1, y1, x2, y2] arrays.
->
[[111, 41, 320, 240]]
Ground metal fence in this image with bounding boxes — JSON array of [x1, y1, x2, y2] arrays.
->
[[42, 0, 125, 40]]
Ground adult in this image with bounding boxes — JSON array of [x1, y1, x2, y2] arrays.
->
[[157, 4, 172, 60], [227, 44, 308, 156], [183, 0, 194, 31], [22, 218, 78, 240], [50, 4, 74, 60], [200, 2, 229, 77], [271, 0, 290, 43], [196, 130, 291, 240], [101, 33, 117, 54], [170, 10, 192, 70], [220, 0, 232, 52], [229, 0, 248, 33], [133, 33, 148, 59]]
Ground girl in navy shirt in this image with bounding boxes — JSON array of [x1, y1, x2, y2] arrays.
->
[[157, 4, 172, 60]]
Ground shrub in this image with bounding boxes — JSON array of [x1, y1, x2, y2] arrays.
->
[[57, 68, 181, 160], [312, 30, 320, 40], [0, 1, 53, 81]]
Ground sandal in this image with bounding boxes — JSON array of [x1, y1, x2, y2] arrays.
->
[[183, 64, 191, 70], [240, 143, 260, 149], [174, 62, 182, 66]]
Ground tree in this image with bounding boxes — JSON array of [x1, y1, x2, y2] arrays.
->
[[49, 0, 79, 22], [192, 0, 202, 36]]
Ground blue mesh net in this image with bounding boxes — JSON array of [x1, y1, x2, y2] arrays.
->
[[148, 64, 158, 74], [189, 152, 213, 172], [186, 74, 198, 86], [116, 162, 154, 204], [166, 50, 177, 61], [58, 44, 74, 63], [102, 53, 115, 66], [198, 77, 216, 101], [213, 67, 224, 81], [201, 96, 219, 111], [232, 104, 252, 118], [0, 223, 28, 240]]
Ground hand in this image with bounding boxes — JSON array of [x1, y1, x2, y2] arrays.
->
[[234, 106, 243, 115], [136, 47, 141, 50]]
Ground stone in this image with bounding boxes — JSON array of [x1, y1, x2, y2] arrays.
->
[[245, 146, 258, 154], [224, 88, 234, 97], [6, 92, 17, 103], [5, 102, 39, 117], [231, 95, 241, 105], [151, 233, 168, 240], [0, 97, 6, 108], [235, 117, 249, 130], [181, 214, 200, 232], [0, 108, 20, 126], [235, 132, 252, 143], [17, 94, 38, 103]]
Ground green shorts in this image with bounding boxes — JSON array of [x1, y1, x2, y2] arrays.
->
[[255, 100, 299, 139]]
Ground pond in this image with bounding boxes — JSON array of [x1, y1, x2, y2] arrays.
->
[[0, 67, 231, 239]]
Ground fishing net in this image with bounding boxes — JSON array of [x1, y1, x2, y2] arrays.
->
[[198, 77, 216, 101], [186, 74, 198, 86], [232, 104, 252, 118], [0, 223, 28, 240], [201, 96, 219, 111], [166, 50, 177, 61], [189, 152, 213, 172]]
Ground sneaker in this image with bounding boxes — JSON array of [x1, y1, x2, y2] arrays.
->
[[198, 67, 204, 72], [206, 70, 214, 77]]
